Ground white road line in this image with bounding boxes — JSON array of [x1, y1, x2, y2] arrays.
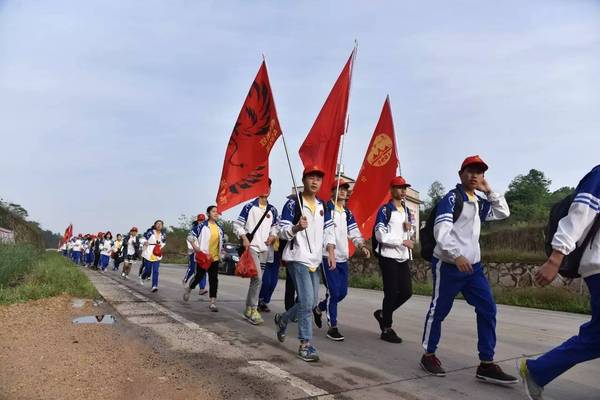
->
[[248, 360, 329, 397], [94, 273, 330, 398]]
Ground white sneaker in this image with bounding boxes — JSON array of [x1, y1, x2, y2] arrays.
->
[[151, 286, 158, 292], [139, 278, 144, 286], [183, 286, 191, 302]]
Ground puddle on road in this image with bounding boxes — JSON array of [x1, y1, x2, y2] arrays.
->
[[72, 315, 116, 325]]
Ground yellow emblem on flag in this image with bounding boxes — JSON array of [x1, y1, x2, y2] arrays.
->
[[367, 134, 393, 167]]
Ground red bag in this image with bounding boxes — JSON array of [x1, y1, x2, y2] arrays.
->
[[152, 243, 162, 257], [194, 251, 212, 270], [235, 250, 258, 278]]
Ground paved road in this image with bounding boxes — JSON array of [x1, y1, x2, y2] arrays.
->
[[98, 263, 599, 400]]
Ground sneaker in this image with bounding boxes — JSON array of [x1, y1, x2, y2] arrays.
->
[[313, 307, 323, 329], [151, 286, 158, 292], [250, 308, 264, 325], [381, 328, 402, 343], [198, 289, 208, 296], [326, 327, 344, 341], [373, 310, 384, 332], [297, 344, 319, 362], [257, 302, 271, 313], [243, 306, 252, 320], [274, 313, 287, 343], [183, 286, 192, 302], [420, 354, 446, 377], [476, 362, 519, 385], [209, 303, 218, 312], [517, 359, 544, 399], [146, 276, 151, 281], [139, 278, 144, 286], [121, 272, 126, 278]]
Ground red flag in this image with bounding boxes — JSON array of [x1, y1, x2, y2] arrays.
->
[[347, 96, 399, 242], [63, 223, 73, 242], [216, 61, 282, 212], [299, 50, 355, 200]]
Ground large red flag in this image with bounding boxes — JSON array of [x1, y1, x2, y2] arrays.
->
[[216, 61, 282, 212], [347, 96, 399, 241], [299, 50, 355, 200]]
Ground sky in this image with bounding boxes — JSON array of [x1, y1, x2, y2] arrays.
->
[[1, 0, 599, 235]]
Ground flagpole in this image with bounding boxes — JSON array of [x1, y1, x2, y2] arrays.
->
[[333, 42, 357, 216], [263, 54, 312, 254]]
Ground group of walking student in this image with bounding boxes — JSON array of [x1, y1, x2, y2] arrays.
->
[[61, 157, 600, 400], [61, 221, 167, 293]]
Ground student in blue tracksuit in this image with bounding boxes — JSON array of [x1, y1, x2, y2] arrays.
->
[[420, 155, 518, 385], [99, 232, 113, 272], [71, 235, 83, 265], [182, 214, 207, 295], [314, 178, 370, 341], [518, 165, 600, 400], [140, 220, 167, 292], [273, 165, 336, 362]]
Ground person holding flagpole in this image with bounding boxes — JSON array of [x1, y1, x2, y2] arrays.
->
[[274, 166, 336, 362], [313, 178, 370, 341], [234, 179, 279, 325]]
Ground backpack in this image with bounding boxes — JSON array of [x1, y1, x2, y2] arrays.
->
[[545, 193, 600, 278], [371, 206, 392, 256], [420, 188, 464, 262]]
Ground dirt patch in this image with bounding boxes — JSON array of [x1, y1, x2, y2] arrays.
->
[[0, 295, 222, 400]]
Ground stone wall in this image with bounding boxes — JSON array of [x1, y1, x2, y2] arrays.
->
[[349, 257, 587, 294]]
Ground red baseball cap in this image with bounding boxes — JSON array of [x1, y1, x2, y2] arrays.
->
[[303, 165, 325, 178], [331, 178, 350, 190], [461, 155, 489, 172], [196, 214, 206, 222], [390, 176, 411, 188], [130, 227, 138, 232]]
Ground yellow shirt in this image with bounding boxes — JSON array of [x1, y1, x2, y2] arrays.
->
[[208, 222, 220, 261], [303, 196, 316, 215], [466, 192, 477, 202]]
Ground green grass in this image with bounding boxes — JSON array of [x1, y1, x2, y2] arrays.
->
[[349, 272, 591, 315], [0, 245, 98, 304]]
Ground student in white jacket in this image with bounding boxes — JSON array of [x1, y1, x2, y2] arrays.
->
[[234, 179, 279, 325], [274, 166, 336, 363], [314, 178, 370, 341], [518, 165, 600, 400], [183, 206, 223, 312], [419, 155, 517, 385], [140, 221, 167, 292], [99, 232, 113, 272]]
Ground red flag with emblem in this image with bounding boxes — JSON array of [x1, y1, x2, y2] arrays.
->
[[216, 61, 282, 213], [347, 96, 399, 242], [299, 49, 355, 201]]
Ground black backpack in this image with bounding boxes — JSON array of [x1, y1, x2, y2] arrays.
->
[[545, 193, 600, 278], [420, 189, 464, 262]]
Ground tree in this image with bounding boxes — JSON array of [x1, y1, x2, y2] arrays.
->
[[420, 181, 446, 221], [505, 169, 552, 224]]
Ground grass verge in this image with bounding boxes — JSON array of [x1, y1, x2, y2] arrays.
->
[[349, 272, 591, 315], [0, 244, 98, 304]]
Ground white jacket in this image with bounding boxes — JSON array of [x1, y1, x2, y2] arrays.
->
[[279, 195, 335, 269], [100, 239, 113, 256], [142, 229, 166, 261], [234, 198, 279, 254], [552, 165, 600, 278], [374, 201, 414, 262], [325, 202, 365, 262], [72, 239, 82, 252], [433, 185, 510, 265], [187, 221, 223, 260]]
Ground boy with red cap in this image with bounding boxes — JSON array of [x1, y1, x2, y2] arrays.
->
[[419, 155, 517, 384], [274, 166, 336, 362], [373, 176, 415, 343], [313, 178, 370, 341]]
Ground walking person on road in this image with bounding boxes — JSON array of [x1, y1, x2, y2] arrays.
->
[[258, 242, 281, 313], [183, 206, 223, 311], [419, 155, 517, 385], [273, 166, 336, 362], [112, 234, 124, 271], [99, 231, 113, 272], [182, 214, 208, 296], [518, 165, 600, 400], [121, 227, 139, 279], [140, 220, 167, 292], [93, 232, 103, 270], [234, 179, 279, 325], [314, 178, 370, 341], [71, 234, 83, 265], [372, 176, 415, 344]]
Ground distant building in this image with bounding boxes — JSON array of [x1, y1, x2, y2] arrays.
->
[[292, 173, 423, 240]]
